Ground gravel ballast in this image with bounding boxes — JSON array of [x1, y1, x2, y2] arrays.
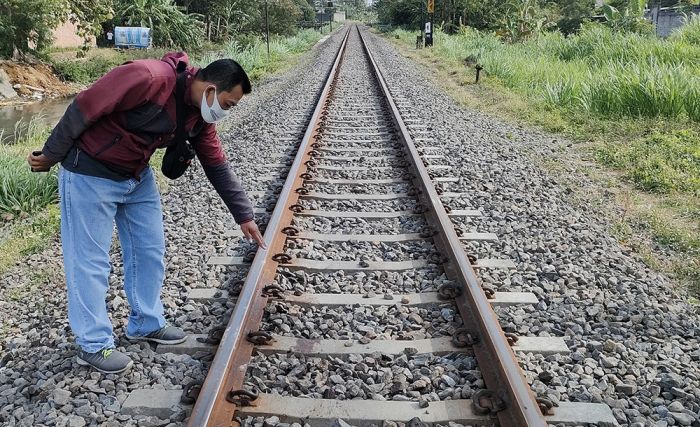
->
[[360, 27, 700, 427], [0, 29, 348, 427], [1, 23, 699, 427]]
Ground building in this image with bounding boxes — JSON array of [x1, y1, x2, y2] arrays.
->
[[51, 20, 96, 48], [646, 5, 700, 37]]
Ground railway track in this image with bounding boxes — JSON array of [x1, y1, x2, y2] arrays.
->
[[123, 25, 616, 427]]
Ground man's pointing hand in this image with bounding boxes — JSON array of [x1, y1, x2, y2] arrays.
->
[[241, 220, 266, 249]]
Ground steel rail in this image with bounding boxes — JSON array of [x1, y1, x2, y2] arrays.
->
[[356, 26, 547, 426], [186, 27, 352, 427]]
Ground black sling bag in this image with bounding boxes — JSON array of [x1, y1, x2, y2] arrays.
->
[[161, 62, 197, 180]]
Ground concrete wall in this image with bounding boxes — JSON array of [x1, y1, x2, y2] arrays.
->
[[647, 6, 700, 37], [51, 20, 96, 48]]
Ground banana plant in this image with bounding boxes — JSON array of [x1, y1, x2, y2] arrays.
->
[[115, 0, 204, 49], [600, 0, 651, 33]]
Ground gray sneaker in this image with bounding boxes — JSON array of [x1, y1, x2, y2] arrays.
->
[[76, 348, 133, 374], [126, 325, 187, 345]]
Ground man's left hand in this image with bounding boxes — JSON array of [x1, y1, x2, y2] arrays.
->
[[241, 221, 266, 249], [27, 151, 55, 172]]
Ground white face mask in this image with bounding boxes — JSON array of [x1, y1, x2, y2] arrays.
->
[[200, 86, 229, 124]]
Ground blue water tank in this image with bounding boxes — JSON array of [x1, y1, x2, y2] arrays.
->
[[114, 27, 152, 49]]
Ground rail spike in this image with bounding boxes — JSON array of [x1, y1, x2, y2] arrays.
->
[[180, 381, 203, 405], [505, 332, 519, 346], [537, 397, 556, 415], [451, 328, 479, 348], [247, 330, 274, 345], [261, 284, 285, 298], [226, 388, 259, 406], [472, 389, 507, 415], [196, 326, 226, 345], [438, 282, 463, 299], [281, 226, 300, 236], [407, 418, 429, 427], [271, 253, 292, 264]]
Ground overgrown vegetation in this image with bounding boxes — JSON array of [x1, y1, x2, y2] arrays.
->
[[374, 0, 697, 38], [396, 24, 700, 122], [380, 5, 700, 294], [196, 29, 325, 80], [0, 26, 328, 274], [114, 0, 204, 50], [0, 118, 60, 274], [50, 27, 325, 85], [0, 0, 64, 57], [50, 47, 170, 83], [1, 0, 357, 58], [598, 130, 700, 194], [0, 121, 55, 220]]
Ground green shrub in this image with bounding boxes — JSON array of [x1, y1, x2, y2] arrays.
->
[[114, 0, 204, 50], [52, 56, 120, 83], [0, 0, 63, 58]]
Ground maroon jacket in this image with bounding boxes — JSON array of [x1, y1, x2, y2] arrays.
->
[[42, 52, 253, 224]]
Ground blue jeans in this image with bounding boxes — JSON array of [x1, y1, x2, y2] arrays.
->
[[59, 167, 166, 353]]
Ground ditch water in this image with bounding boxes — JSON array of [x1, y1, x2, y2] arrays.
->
[[0, 97, 73, 143]]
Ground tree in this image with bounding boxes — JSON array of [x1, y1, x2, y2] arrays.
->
[[601, 0, 654, 33], [294, 0, 316, 22], [557, 0, 594, 34], [208, 0, 256, 42], [374, 0, 425, 29], [0, 0, 66, 58], [114, 0, 205, 49], [66, 0, 114, 46], [265, 0, 304, 36], [335, 0, 370, 20]]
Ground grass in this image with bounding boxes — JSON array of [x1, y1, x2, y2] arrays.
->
[[50, 28, 327, 85], [0, 121, 55, 219], [391, 24, 700, 122], [0, 28, 330, 277], [382, 24, 700, 295], [0, 203, 60, 275], [0, 117, 59, 275], [195, 29, 326, 81], [597, 130, 700, 195]]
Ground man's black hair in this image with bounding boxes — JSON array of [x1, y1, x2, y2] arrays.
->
[[197, 59, 252, 94]]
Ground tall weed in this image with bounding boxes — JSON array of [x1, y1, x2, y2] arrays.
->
[[196, 29, 324, 80], [392, 24, 700, 122], [670, 14, 700, 45]]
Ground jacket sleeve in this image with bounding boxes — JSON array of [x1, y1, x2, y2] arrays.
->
[[195, 123, 255, 224], [41, 62, 155, 163]]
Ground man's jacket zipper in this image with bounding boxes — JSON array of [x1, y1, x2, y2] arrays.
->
[[95, 135, 121, 157]]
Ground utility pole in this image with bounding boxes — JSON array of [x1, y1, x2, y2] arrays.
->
[[328, 1, 334, 32], [265, 0, 270, 59], [425, 0, 434, 47]]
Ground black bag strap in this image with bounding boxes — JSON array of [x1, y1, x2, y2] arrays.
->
[[174, 62, 188, 145]]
